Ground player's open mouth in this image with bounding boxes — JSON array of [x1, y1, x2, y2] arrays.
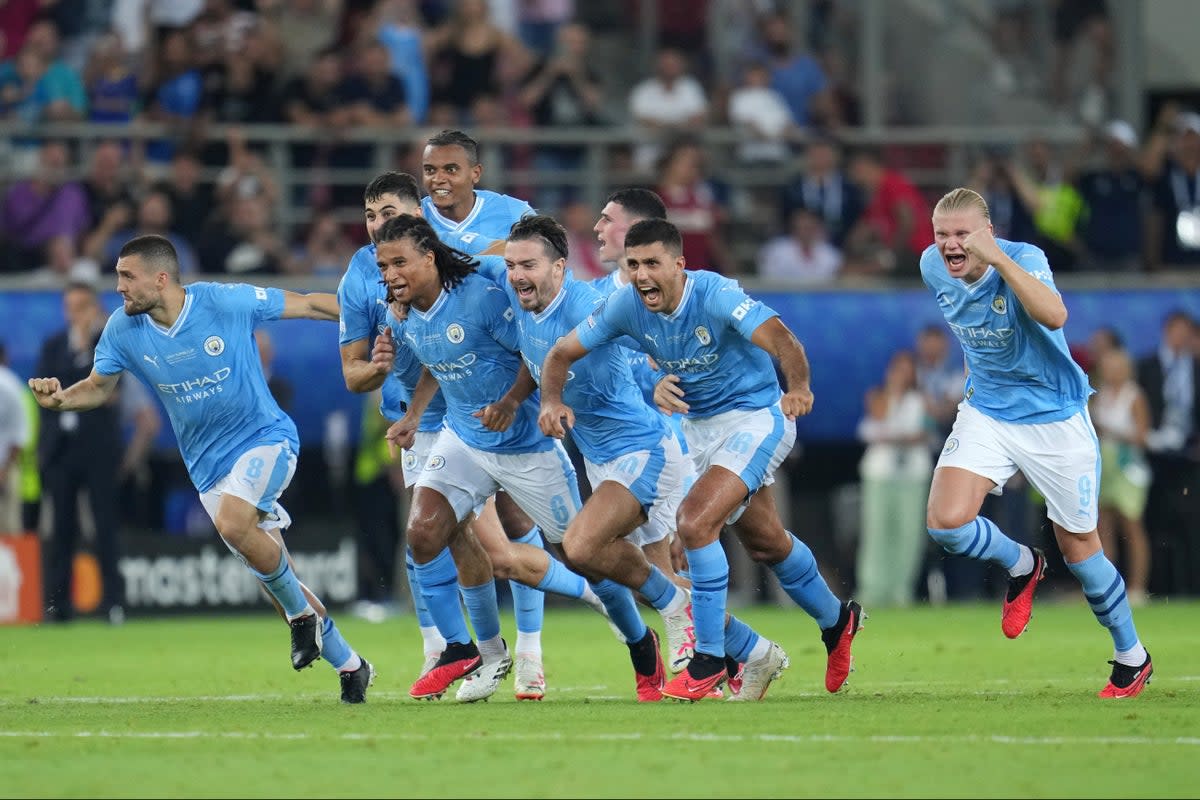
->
[[639, 286, 661, 303], [947, 254, 967, 268], [514, 284, 536, 300]]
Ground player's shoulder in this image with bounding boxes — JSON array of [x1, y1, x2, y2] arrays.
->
[[565, 276, 605, 311], [919, 243, 942, 275], [345, 243, 377, 276], [481, 188, 533, 212], [1000, 238, 1051, 271]]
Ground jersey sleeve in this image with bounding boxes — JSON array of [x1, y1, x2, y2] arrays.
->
[[483, 283, 521, 353], [574, 291, 630, 352], [93, 311, 129, 376], [337, 258, 376, 346], [710, 280, 779, 340], [244, 284, 287, 324], [446, 229, 499, 256], [474, 255, 508, 286], [1012, 243, 1057, 291]]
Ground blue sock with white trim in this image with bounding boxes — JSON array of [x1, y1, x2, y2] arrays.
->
[[250, 549, 311, 619], [686, 540, 728, 658], [460, 580, 502, 643], [771, 533, 841, 630], [412, 548, 472, 645], [928, 517, 1021, 569], [319, 616, 360, 672], [1066, 550, 1142, 656], [509, 527, 546, 636]]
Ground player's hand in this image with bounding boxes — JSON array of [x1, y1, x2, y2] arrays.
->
[[474, 398, 516, 432], [28, 377, 66, 409], [962, 227, 1004, 266], [538, 400, 575, 439], [370, 329, 396, 375], [781, 385, 814, 419], [385, 413, 418, 458], [654, 374, 689, 416]]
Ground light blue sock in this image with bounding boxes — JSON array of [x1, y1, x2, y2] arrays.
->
[[771, 533, 842, 630], [637, 566, 678, 611], [319, 616, 354, 671], [412, 549, 472, 645], [928, 517, 1021, 569], [510, 527, 546, 634], [591, 579, 648, 642], [534, 555, 588, 599], [460, 581, 502, 643], [405, 547, 436, 629], [686, 540, 728, 658], [250, 549, 309, 618], [723, 614, 760, 664], [1067, 551, 1140, 652]]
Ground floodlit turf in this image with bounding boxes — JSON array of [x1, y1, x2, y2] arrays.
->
[[1, 600, 1197, 798]]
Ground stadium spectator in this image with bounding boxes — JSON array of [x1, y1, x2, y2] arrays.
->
[[84, 189, 200, 275], [1007, 138, 1085, 271], [657, 136, 733, 273], [516, 0, 573, 57], [425, 0, 530, 124], [1074, 121, 1147, 273], [82, 31, 142, 125], [279, 45, 348, 199], [1051, 0, 1114, 124], [260, 0, 344, 85], [81, 139, 137, 227], [1091, 346, 1152, 605], [0, 0, 39, 60], [0, 140, 91, 274], [139, 28, 204, 164], [846, 147, 931, 276], [628, 47, 709, 174], [757, 206, 841, 284], [727, 60, 795, 164], [1143, 105, 1200, 269], [0, 342, 31, 534], [855, 349, 931, 608], [199, 28, 280, 128], [750, 10, 832, 130], [518, 22, 604, 211], [967, 151, 1038, 244], [190, 0, 265, 73], [154, 149, 214, 248], [15, 18, 87, 121], [198, 193, 292, 276], [1136, 310, 1200, 596], [290, 211, 357, 277], [779, 136, 862, 248], [29, 234, 100, 288], [35, 282, 129, 623], [371, 0, 431, 124]]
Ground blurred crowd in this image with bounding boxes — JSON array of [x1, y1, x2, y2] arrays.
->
[[4, 0, 1193, 281]]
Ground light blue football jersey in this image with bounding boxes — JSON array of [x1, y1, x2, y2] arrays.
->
[[575, 270, 782, 418], [503, 276, 668, 464], [399, 271, 551, 454], [337, 243, 446, 430], [420, 189, 533, 242], [93, 282, 299, 492], [920, 238, 1092, 423], [588, 268, 626, 300]]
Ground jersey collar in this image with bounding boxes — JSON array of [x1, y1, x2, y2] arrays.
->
[[149, 289, 194, 337], [532, 281, 569, 324], [960, 265, 995, 293], [411, 287, 449, 320], [663, 273, 694, 321], [428, 192, 484, 233]]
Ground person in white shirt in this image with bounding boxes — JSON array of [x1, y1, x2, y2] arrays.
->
[[728, 61, 795, 163], [855, 350, 931, 608], [0, 343, 32, 533], [628, 47, 708, 173], [757, 207, 842, 284]]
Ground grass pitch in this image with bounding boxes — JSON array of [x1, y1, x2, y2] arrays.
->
[[1, 600, 1197, 798]]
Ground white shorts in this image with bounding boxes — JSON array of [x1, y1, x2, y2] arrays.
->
[[415, 426, 582, 543], [937, 402, 1100, 533], [199, 442, 296, 533], [584, 432, 694, 548], [400, 430, 439, 489], [682, 403, 796, 496]]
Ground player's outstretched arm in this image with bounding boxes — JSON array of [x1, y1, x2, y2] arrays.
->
[[340, 337, 387, 393], [962, 228, 1067, 329], [538, 331, 588, 438], [281, 290, 340, 322], [750, 317, 814, 420], [28, 370, 120, 412]]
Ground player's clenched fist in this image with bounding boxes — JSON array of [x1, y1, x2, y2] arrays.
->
[[370, 329, 396, 374], [28, 377, 65, 409], [780, 386, 814, 420]]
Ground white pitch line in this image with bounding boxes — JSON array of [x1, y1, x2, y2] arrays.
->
[[0, 730, 1197, 747]]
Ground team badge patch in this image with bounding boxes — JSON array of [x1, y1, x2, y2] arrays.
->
[[203, 336, 225, 356], [403, 451, 418, 471], [447, 324, 465, 344], [942, 437, 960, 455], [991, 296, 1007, 315], [425, 455, 446, 471], [695, 326, 711, 345]]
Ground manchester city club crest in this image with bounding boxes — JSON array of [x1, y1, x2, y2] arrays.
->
[[942, 437, 960, 455], [403, 451, 418, 471], [447, 323, 465, 344], [695, 326, 711, 345], [203, 335, 225, 356], [991, 296, 1007, 315]]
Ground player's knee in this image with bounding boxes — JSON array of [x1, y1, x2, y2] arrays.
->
[[560, 532, 593, 570], [407, 512, 451, 563], [926, 502, 976, 535], [675, 506, 719, 549]]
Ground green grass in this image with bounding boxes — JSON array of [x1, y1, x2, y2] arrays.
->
[[1, 600, 1197, 798]]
